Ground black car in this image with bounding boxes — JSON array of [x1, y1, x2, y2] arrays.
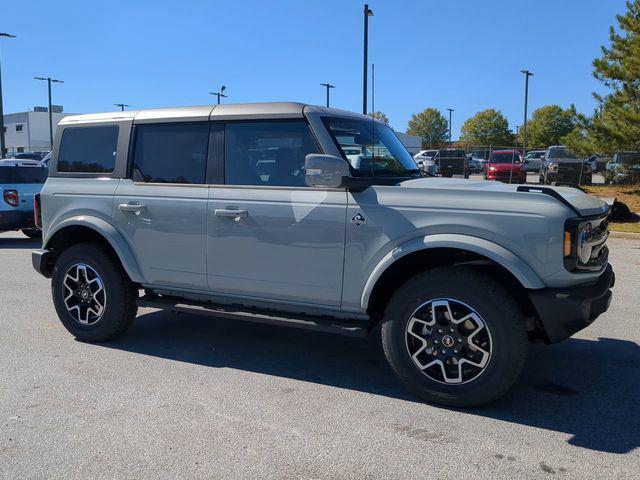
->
[[540, 146, 592, 186]]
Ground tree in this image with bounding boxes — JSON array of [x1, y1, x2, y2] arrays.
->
[[518, 105, 577, 148], [566, 1, 640, 154], [368, 111, 390, 125], [406, 108, 449, 148], [460, 109, 512, 146]]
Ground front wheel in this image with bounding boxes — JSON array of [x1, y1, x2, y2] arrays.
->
[[51, 243, 138, 342], [381, 267, 528, 407]]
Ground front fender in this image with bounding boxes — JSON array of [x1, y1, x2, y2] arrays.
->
[[360, 233, 545, 310], [44, 215, 145, 283]]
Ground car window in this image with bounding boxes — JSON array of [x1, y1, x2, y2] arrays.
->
[[0, 166, 48, 184], [225, 121, 319, 187], [132, 124, 209, 184], [58, 126, 119, 173]]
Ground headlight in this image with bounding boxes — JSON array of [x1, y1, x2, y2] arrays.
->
[[564, 217, 609, 271], [548, 163, 558, 172], [488, 166, 496, 171]]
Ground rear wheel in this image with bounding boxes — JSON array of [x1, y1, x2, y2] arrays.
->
[[21, 228, 42, 239], [51, 243, 138, 342], [381, 267, 528, 407]]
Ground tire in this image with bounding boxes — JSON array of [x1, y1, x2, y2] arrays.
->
[[21, 228, 42, 239], [381, 267, 528, 407], [51, 243, 138, 342]]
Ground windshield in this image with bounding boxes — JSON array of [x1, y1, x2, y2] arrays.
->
[[617, 152, 640, 164], [323, 117, 419, 176], [0, 166, 48, 184], [547, 148, 577, 159], [490, 152, 521, 164]]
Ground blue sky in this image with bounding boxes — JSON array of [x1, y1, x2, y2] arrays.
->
[[0, 0, 627, 138]]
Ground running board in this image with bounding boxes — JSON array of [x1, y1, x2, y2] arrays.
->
[[136, 294, 370, 337]]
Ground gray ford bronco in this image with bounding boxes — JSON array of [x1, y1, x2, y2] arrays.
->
[[32, 103, 614, 407]]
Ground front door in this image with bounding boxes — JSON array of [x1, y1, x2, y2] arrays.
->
[[206, 120, 347, 306], [113, 123, 210, 290]]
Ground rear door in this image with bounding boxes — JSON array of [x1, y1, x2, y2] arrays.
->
[[112, 123, 210, 290], [206, 120, 347, 306]]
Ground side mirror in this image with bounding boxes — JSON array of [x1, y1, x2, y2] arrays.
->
[[304, 154, 350, 188]]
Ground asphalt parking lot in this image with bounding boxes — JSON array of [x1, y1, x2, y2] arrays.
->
[[1, 231, 638, 479]]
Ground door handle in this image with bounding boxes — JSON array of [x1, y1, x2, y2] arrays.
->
[[118, 202, 146, 215], [214, 208, 248, 220]]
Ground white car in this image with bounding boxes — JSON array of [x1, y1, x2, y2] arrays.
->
[[413, 149, 438, 175]]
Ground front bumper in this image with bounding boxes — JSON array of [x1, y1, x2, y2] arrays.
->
[[0, 210, 35, 232], [528, 264, 615, 343]]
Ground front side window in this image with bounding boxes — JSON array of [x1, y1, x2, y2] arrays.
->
[[323, 117, 419, 177], [132, 124, 209, 184], [225, 121, 319, 187], [58, 126, 119, 173]]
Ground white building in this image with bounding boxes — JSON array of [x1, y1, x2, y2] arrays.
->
[[2, 109, 74, 156], [395, 131, 422, 155]]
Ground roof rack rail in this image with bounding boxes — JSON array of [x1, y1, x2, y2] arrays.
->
[[516, 185, 581, 216]]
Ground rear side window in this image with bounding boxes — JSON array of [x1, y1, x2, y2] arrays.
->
[[225, 121, 319, 187], [58, 126, 119, 173], [132, 124, 209, 184], [0, 166, 49, 184]]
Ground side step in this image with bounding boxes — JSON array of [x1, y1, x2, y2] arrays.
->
[[136, 294, 370, 337]]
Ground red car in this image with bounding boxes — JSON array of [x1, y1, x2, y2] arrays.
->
[[485, 150, 526, 184]]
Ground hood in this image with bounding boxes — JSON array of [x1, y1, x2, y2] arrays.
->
[[396, 177, 609, 217]]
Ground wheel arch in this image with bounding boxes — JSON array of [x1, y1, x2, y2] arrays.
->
[[362, 234, 544, 321], [44, 216, 144, 284]]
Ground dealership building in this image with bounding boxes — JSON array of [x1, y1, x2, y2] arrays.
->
[[1, 107, 73, 156]]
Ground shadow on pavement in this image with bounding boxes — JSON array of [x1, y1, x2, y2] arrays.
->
[[101, 309, 640, 454], [0, 236, 41, 249]]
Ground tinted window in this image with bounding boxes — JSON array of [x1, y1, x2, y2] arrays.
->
[[0, 166, 48, 184], [225, 121, 319, 187], [58, 126, 119, 173], [323, 117, 417, 177], [132, 124, 209, 184]]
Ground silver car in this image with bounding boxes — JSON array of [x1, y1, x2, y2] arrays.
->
[[32, 103, 613, 407]]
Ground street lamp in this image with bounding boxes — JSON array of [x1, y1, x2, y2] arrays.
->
[[34, 76, 64, 149], [520, 69, 533, 156], [320, 83, 335, 108], [446, 108, 454, 145], [209, 85, 227, 105], [114, 103, 130, 111], [362, 4, 373, 115], [0, 33, 16, 157]]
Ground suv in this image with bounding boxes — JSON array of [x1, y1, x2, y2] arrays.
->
[[32, 103, 614, 407], [523, 150, 545, 172], [541, 146, 592, 186], [0, 159, 48, 238], [436, 148, 468, 177]]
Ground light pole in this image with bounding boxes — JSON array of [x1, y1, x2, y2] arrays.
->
[[114, 103, 130, 111], [446, 108, 454, 145], [0, 33, 16, 157], [362, 4, 373, 115], [320, 83, 335, 108], [520, 69, 533, 156], [209, 86, 227, 105], [34, 76, 63, 149]]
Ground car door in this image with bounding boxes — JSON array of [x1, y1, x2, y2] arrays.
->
[[206, 120, 347, 306], [113, 122, 210, 290]]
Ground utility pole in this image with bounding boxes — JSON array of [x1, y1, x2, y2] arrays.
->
[[520, 69, 533, 157], [446, 108, 454, 145], [209, 85, 227, 105], [362, 4, 373, 115], [320, 83, 335, 107], [114, 103, 130, 111], [0, 33, 16, 157], [34, 76, 64, 149]]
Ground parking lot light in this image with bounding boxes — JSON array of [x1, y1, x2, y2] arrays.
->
[[210, 86, 227, 105], [362, 4, 373, 115], [114, 103, 130, 111], [320, 83, 335, 107], [34, 76, 64, 149], [0, 32, 16, 157], [520, 69, 534, 157]]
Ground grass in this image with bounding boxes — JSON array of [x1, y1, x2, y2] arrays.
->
[[583, 185, 640, 234]]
